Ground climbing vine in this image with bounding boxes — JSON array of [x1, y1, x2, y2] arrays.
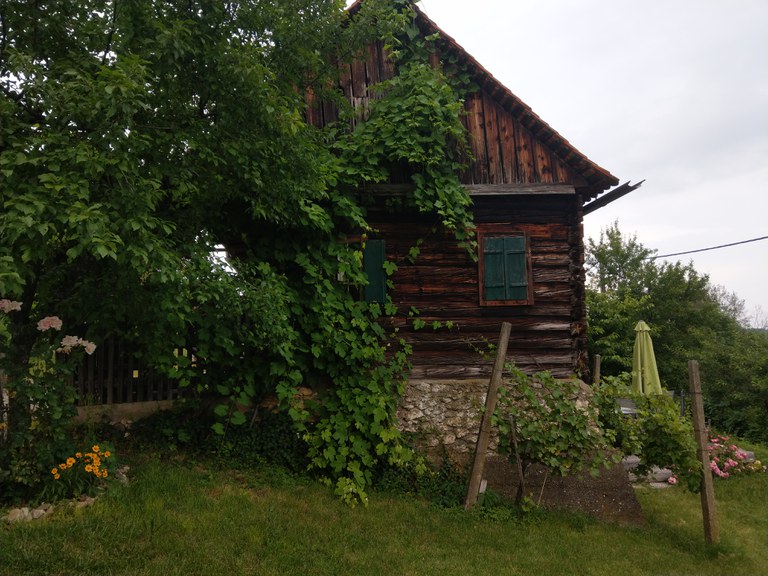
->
[[337, 1, 476, 252], [279, 1, 477, 503]]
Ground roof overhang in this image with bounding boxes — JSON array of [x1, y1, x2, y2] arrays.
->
[[583, 180, 645, 215]]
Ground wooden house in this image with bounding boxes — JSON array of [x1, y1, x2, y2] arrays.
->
[[309, 2, 636, 385]]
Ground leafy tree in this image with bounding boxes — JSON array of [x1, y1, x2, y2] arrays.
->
[[1, 0, 474, 503], [586, 222, 656, 295], [586, 222, 768, 442]]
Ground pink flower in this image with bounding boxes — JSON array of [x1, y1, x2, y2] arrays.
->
[[0, 299, 22, 313], [56, 335, 96, 355], [56, 335, 81, 353], [668, 476, 678, 485], [37, 316, 62, 332]]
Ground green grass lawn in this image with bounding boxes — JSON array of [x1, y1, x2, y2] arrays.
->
[[1, 449, 766, 576]]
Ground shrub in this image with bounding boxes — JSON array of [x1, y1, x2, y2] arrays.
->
[[494, 366, 619, 504], [593, 378, 701, 492]]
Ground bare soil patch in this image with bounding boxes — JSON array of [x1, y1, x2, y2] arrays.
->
[[484, 455, 645, 526]]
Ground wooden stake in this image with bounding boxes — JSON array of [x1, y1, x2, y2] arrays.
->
[[592, 354, 601, 386], [509, 414, 526, 504], [464, 321, 512, 510], [688, 359, 719, 546]]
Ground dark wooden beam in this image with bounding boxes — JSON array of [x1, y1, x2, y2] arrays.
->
[[363, 183, 576, 196], [583, 180, 645, 215]]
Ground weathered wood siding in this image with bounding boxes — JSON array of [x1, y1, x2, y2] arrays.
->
[[306, 14, 615, 379], [307, 40, 596, 191], [370, 194, 587, 379]]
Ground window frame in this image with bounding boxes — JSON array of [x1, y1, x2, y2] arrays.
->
[[477, 230, 534, 306]]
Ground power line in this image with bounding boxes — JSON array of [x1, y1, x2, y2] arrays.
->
[[647, 235, 768, 260]]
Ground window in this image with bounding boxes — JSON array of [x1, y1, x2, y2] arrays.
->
[[479, 233, 533, 306], [363, 239, 387, 303]]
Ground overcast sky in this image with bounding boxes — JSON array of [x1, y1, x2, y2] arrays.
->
[[398, 0, 768, 323]]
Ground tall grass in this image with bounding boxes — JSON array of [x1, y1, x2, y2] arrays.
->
[[1, 448, 766, 576]]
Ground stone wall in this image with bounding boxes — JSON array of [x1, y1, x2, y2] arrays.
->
[[396, 378, 495, 467], [397, 377, 595, 468]]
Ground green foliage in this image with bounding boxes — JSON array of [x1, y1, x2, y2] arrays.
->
[[0, 306, 97, 503], [697, 325, 768, 443], [0, 0, 478, 505], [335, 4, 475, 252], [587, 222, 768, 443], [43, 443, 115, 502], [374, 454, 464, 508], [593, 378, 701, 492], [214, 411, 309, 473], [126, 400, 215, 454], [494, 365, 618, 503]]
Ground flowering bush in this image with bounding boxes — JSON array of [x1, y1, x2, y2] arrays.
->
[[0, 300, 98, 502], [708, 435, 766, 478], [46, 444, 115, 500]]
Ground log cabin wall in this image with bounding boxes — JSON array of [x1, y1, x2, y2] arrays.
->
[[307, 6, 618, 381], [370, 193, 586, 379]]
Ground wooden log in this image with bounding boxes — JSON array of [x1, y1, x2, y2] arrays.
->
[[688, 360, 720, 546], [465, 322, 511, 509]]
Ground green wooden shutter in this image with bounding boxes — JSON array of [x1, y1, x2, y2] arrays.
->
[[483, 236, 528, 301], [363, 239, 386, 303], [503, 236, 528, 300], [483, 237, 507, 301]]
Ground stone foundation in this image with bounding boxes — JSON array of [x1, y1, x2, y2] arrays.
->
[[396, 378, 494, 467], [396, 376, 595, 468]]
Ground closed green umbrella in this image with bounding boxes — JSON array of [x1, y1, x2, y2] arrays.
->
[[631, 320, 663, 395]]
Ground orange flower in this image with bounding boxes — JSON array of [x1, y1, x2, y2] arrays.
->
[[104, 451, 111, 458], [54, 474, 60, 480], [75, 452, 82, 459], [51, 468, 58, 475], [91, 445, 100, 453], [85, 464, 93, 473], [66, 457, 75, 466]]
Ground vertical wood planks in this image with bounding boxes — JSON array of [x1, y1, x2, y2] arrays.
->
[[465, 93, 488, 184], [482, 94, 503, 184]]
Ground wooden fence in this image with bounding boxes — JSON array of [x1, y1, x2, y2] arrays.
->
[[72, 339, 189, 406]]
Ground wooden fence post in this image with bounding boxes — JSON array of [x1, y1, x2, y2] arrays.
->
[[592, 354, 602, 386], [689, 359, 719, 546], [464, 322, 512, 510]]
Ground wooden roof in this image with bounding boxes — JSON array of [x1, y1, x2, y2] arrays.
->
[[341, 1, 620, 200]]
